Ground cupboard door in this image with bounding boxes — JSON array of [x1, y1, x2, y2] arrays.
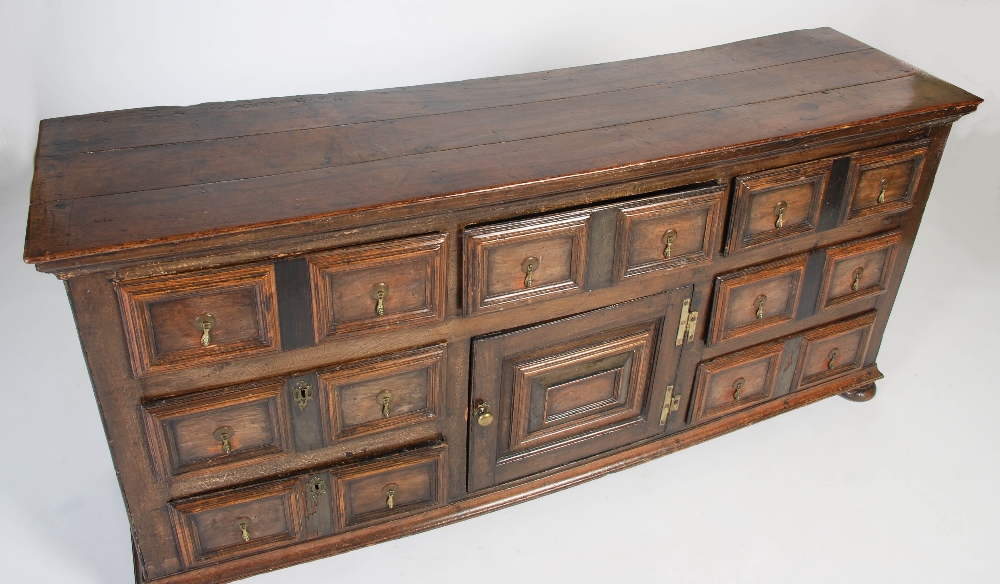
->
[[468, 289, 688, 492]]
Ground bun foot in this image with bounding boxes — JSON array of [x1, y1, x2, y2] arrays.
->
[[840, 383, 876, 402]]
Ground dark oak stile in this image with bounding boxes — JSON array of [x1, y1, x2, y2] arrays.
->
[[22, 28, 980, 584]]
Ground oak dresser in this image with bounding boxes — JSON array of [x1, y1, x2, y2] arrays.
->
[[22, 28, 981, 584]]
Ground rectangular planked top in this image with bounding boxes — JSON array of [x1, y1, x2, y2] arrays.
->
[[23, 28, 981, 270]]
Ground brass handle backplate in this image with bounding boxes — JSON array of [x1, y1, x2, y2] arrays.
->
[[377, 389, 394, 418], [733, 377, 745, 401], [213, 425, 234, 455], [828, 348, 840, 370], [662, 229, 678, 259], [370, 283, 389, 317], [852, 267, 864, 292], [473, 402, 494, 426], [236, 517, 251, 542], [521, 257, 540, 288], [195, 314, 215, 347], [754, 294, 767, 320], [774, 201, 788, 228], [877, 178, 889, 204]]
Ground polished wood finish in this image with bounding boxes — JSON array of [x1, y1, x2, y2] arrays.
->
[[21, 28, 980, 584]]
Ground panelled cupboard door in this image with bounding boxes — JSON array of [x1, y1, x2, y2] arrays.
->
[[468, 289, 688, 492]]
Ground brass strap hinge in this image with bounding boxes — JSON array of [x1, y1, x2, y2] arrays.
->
[[675, 298, 699, 346], [659, 385, 681, 426]]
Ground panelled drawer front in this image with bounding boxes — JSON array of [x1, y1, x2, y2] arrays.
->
[[689, 341, 783, 424], [144, 383, 292, 479], [613, 186, 724, 279], [818, 230, 901, 310], [844, 142, 927, 223], [170, 476, 307, 568], [727, 159, 832, 254], [118, 264, 280, 376], [331, 445, 447, 530], [707, 253, 808, 345], [309, 233, 447, 341], [796, 312, 876, 390], [319, 344, 445, 442], [464, 209, 590, 315]]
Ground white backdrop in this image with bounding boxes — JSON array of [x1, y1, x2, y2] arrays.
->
[[1, 2, 998, 583]]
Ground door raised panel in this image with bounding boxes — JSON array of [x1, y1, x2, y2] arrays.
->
[[468, 290, 687, 492]]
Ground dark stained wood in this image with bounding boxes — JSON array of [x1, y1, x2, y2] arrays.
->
[[23, 28, 982, 584]]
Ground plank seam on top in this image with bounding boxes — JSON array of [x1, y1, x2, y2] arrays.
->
[[36, 47, 871, 159]]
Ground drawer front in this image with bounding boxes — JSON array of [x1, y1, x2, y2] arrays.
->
[[464, 209, 590, 314], [690, 341, 783, 424], [614, 186, 724, 279], [144, 383, 292, 479], [796, 312, 876, 389], [817, 231, 901, 310], [319, 344, 445, 442], [844, 142, 927, 223], [726, 159, 831, 254], [170, 476, 307, 567], [707, 253, 809, 345], [118, 265, 280, 376], [468, 290, 687, 492], [331, 445, 447, 530], [309, 233, 447, 341]]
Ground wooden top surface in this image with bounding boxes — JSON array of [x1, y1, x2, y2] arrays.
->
[[24, 28, 980, 267]]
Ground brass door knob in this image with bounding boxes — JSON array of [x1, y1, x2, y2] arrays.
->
[[473, 402, 494, 426]]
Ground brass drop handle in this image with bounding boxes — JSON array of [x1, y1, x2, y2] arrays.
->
[[195, 314, 215, 347], [774, 201, 788, 228], [852, 267, 864, 292], [754, 294, 767, 320], [828, 348, 840, 370], [733, 377, 745, 401], [370, 283, 389, 317], [521, 257, 540, 288], [236, 517, 251, 542], [662, 229, 678, 259], [386, 489, 395, 510], [213, 426, 234, 455], [377, 389, 393, 418], [877, 178, 888, 204], [473, 402, 494, 427]]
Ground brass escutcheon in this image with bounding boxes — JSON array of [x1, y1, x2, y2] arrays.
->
[[774, 201, 788, 229], [662, 229, 678, 259], [307, 476, 327, 501], [236, 517, 251, 542], [195, 314, 215, 347], [877, 178, 889, 204], [292, 380, 314, 410], [521, 257, 540, 288], [828, 348, 840, 370], [370, 283, 389, 317], [732, 377, 745, 401], [376, 389, 394, 418], [754, 294, 767, 319], [852, 267, 864, 292], [213, 425, 234, 455]]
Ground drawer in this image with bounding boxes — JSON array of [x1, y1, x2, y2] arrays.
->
[[309, 233, 447, 341], [319, 344, 445, 442], [613, 186, 724, 280], [117, 264, 281, 376], [143, 382, 292, 479], [330, 445, 447, 530], [844, 142, 928, 223], [464, 208, 590, 315], [689, 341, 784, 424], [707, 253, 809, 345], [817, 231, 901, 310], [170, 476, 307, 567], [795, 312, 876, 390], [726, 159, 832, 254]]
